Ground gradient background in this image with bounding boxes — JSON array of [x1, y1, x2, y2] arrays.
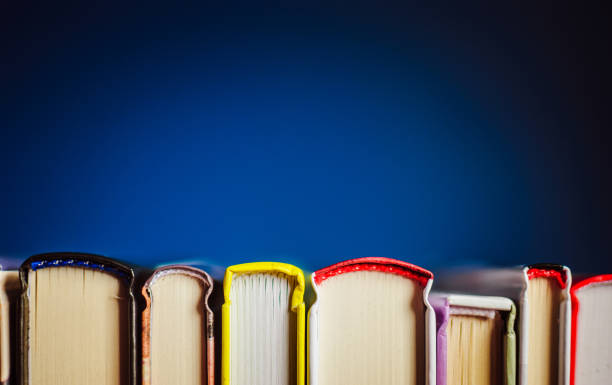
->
[[2, 2, 610, 274]]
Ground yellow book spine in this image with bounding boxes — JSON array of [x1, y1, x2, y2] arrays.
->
[[222, 262, 306, 385]]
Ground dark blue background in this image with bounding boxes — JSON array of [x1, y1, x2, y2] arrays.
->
[[2, 2, 610, 273]]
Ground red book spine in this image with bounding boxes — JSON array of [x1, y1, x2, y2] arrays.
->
[[526, 267, 568, 288]]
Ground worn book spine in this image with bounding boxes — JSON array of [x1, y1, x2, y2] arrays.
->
[[141, 265, 215, 385], [18, 252, 137, 385]]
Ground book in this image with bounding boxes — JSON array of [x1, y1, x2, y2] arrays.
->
[[570, 274, 612, 385], [0, 264, 19, 385], [308, 257, 436, 385], [434, 264, 572, 385], [221, 262, 305, 385], [430, 293, 516, 385], [141, 265, 215, 385], [19, 253, 137, 385]]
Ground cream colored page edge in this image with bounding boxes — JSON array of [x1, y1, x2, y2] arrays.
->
[[307, 274, 435, 385]]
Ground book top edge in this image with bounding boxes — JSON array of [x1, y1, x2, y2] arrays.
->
[[312, 257, 433, 287]]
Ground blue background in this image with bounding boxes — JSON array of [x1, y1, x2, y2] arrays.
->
[[2, 2, 610, 274]]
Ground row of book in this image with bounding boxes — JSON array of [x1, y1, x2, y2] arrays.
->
[[0, 253, 610, 385]]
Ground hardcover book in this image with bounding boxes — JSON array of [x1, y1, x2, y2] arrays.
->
[[308, 257, 436, 385], [141, 265, 214, 385], [19, 253, 137, 385], [221, 262, 305, 385]]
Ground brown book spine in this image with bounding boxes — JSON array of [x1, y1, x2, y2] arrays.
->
[[141, 265, 214, 385]]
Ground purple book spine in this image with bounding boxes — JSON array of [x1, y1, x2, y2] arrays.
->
[[430, 296, 449, 385]]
